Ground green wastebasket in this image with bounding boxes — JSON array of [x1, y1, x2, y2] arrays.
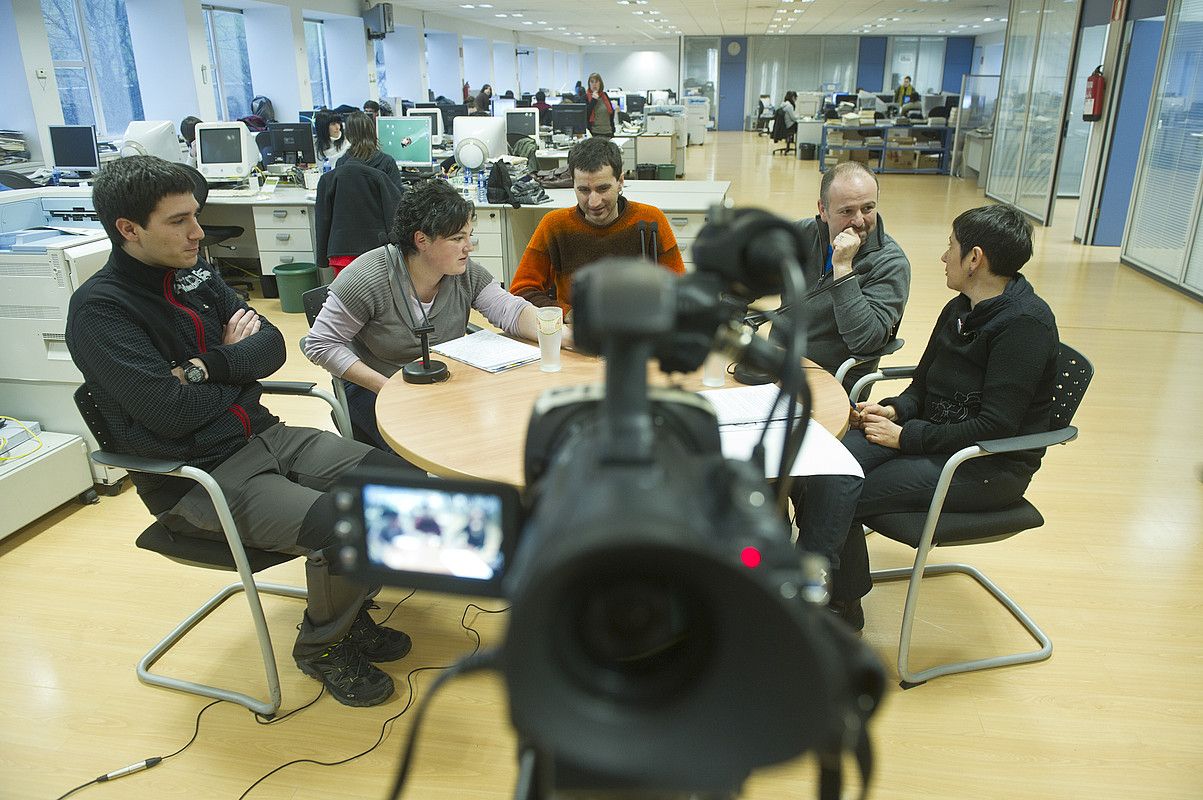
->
[[656, 163, 676, 181], [273, 262, 319, 313]]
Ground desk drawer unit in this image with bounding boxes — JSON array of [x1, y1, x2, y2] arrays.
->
[[474, 257, 505, 284], [665, 212, 707, 269], [252, 206, 315, 278], [475, 208, 503, 234]]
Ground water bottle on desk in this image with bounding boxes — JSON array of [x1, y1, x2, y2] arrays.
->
[[477, 170, 487, 203], [49, 168, 61, 187]]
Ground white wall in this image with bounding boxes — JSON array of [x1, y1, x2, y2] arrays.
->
[[582, 46, 679, 93], [324, 17, 371, 109], [125, 0, 202, 127], [383, 24, 426, 103], [463, 36, 493, 95], [425, 31, 462, 101], [493, 41, 517, 98], [2, 0, 62, 162], [973, 31, 1006, 76], [244, 5, 306, 121]]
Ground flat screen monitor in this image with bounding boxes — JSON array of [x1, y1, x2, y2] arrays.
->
[[834, 93, 857, 107], [492, 97, 517, 115], [649, 90, 672, 105], [49, 125, 100, 175], [378, 117, 433, 166], [921, 94, 946, 116], [626, 94, 646, 115], [406, 107, 445, 143], [194, 121, 257, 182], [516, 97, 532, 108], [504, 109, 539, 138], [440, 104, 469, 135], [452, 116, 507, 169], [266, 122, 317, 165], [120, 120, 184, 163], [415, 102, 438, 109], [551, 103, 588, 136]]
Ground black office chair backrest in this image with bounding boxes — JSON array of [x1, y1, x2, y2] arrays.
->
[[74, 384, 117, 452], [1051, 343, 1093, 430], [0, 170, 38, 189], [302, 284, 330, 327]]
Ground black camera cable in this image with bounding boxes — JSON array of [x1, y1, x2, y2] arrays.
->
[[237, 600, 507, 800]]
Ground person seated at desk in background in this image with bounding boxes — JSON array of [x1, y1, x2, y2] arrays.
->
[[509, 137, 684, 321], [585, 73, 616, 139], [315, 109, 349, 166], [179, 115, 202, 166], [798, 203, 1059, 632], [65, 156, 413, 708], [533, 90, 552, 115], [472, 84, 493, 116], [304, 180, 550, 452], [341, 111, 403, 191], [894, 75, 920, 107], [780, 91, 799, 129], [362, 99, 381, 118]]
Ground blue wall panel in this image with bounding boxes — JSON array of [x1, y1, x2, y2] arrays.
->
[[717, 37, 748, 131], [942, 37, 975, 93], [856, 37, 887, 92]]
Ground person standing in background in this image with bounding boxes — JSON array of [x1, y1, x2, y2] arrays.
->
[[894, 76, 920, 107], [585, 73, 615, 139]]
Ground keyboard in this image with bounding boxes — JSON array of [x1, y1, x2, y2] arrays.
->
[[208, 186, 259, 198]]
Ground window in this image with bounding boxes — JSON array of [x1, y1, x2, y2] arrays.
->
[[202, 6, 254, 120], [39, 0, 143, 136], [305, 19, 332, 109], [374, 40, 389, 102]]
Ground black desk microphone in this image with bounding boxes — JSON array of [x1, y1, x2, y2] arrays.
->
[[402, 323, 449, 384]]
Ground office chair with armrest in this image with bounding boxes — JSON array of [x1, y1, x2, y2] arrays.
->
[[0, 170, 38, 189], [73, 381, 347, 717], [770, 108, 796, 156], [853, 343, 1092, 688], [181, 164, 254, 299], [835, 336, 905, 395]]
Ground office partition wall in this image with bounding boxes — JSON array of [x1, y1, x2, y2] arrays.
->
[[987, 0, 1082, 224], [1122, 0, 1203, 299]]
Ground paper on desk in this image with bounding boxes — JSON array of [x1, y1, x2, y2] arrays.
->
[[431, 330, 541, 373], [697, 383, 804, 427], [719, 419, 863, 479]]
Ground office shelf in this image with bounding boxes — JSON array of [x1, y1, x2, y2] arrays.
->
[[819, 124, 952, 175]]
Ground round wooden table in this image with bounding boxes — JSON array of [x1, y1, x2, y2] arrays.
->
[[376, 350, 850, 487]]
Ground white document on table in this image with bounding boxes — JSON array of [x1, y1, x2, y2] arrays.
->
[[430, 330, 541, 373], [699, 386, 861, 478]]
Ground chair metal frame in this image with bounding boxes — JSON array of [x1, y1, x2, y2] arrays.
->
[[78, 381, 344, 716], [852, 344, 1092, 687], [833, 337, 905, 393]]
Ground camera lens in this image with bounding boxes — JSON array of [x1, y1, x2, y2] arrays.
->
[[564, 569, 712, 701]]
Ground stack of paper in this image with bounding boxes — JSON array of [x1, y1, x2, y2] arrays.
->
[[430, 330, 541, 373], [697, 385, 862, 479]]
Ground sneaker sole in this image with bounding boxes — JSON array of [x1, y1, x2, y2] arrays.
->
[[295, 660, 395, 707]]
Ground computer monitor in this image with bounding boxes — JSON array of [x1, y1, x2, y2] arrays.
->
[[119, 120, 184, 162], [612, 94, 627, 113], [48, 125, 100, 176], [516, 97, 532, 108], [452, 116, 507, 169], [492, 97, 517, 115], [504, 108, 540, 148], [551, 103, 588, 136], [833, 93, 857, 107], [441, 104, 469, 136], [194, 121, 258, 182], [649, 90, 672, 105], [406, 107, 445, 144], [921, 94, 946, 116], [378, 117, 433, 167], [626, 94, 646, 115], [415, 102, 438, 109], [266, 122, 317, 165]]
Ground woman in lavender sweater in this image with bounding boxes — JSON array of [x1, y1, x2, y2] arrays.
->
[[305, 179, 550, 451]]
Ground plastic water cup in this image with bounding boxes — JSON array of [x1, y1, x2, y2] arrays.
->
[[702, 351, 727, 387], [537, 307, 563, 372]]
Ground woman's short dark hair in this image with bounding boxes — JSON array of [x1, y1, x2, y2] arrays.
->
[[92, 156, 197, 246], [952, 203, 1034, 278], [567, 137, 623, 180], [344, 111, 378, 161], [180, 116, 203, 145], [391, 179, 476, 257]]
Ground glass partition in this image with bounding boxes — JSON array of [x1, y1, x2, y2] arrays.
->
[[988, 0, 1043, 210], [683, 37, 720, 125]]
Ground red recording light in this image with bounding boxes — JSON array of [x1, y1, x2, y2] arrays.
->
[[740, 546, 762, 568]]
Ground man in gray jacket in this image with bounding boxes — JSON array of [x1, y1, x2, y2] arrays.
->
[[781, 161, 911, 390]]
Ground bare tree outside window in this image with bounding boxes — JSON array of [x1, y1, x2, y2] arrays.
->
[[305, 20, 332, 109], [203, 6, 254, 120], [375, 40, 388, 103], [40, 0, 143, 135]]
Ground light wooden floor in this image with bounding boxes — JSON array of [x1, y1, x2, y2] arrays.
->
[[3, 132, 1202, 800]]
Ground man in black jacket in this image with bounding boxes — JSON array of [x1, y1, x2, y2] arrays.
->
[[66, 156, 411, 708]]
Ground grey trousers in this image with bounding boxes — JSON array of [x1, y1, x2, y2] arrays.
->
[[159, 423, 380, 658]]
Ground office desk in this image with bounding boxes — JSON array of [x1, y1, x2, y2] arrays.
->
[[198, 181, 731, 292], [376, 351, 849, 488]]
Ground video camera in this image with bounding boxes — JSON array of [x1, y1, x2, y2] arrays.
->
[[334, 206, 884, 800]]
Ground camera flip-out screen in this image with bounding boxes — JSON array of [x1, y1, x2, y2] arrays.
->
[[339, 471, 520, 597]]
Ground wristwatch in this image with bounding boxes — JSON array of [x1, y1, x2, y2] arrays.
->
[[182, 362, 207, 384]]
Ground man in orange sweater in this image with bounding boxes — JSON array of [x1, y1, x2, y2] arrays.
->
[[509, 137, 685, 319]]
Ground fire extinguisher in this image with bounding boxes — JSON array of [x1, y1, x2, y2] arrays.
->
[[1083, 66, 1105, 122]]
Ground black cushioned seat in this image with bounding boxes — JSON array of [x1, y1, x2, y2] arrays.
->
[[865, 502, 1045, 549], [136, 521, 295, 572]]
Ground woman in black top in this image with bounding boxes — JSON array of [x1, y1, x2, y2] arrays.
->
[[340, 111, 403, 190], [800, 204, 1060, 629]]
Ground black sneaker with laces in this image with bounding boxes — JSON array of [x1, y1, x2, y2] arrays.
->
[[348, 605, 413, 662], [295, 639, 395, 707]]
